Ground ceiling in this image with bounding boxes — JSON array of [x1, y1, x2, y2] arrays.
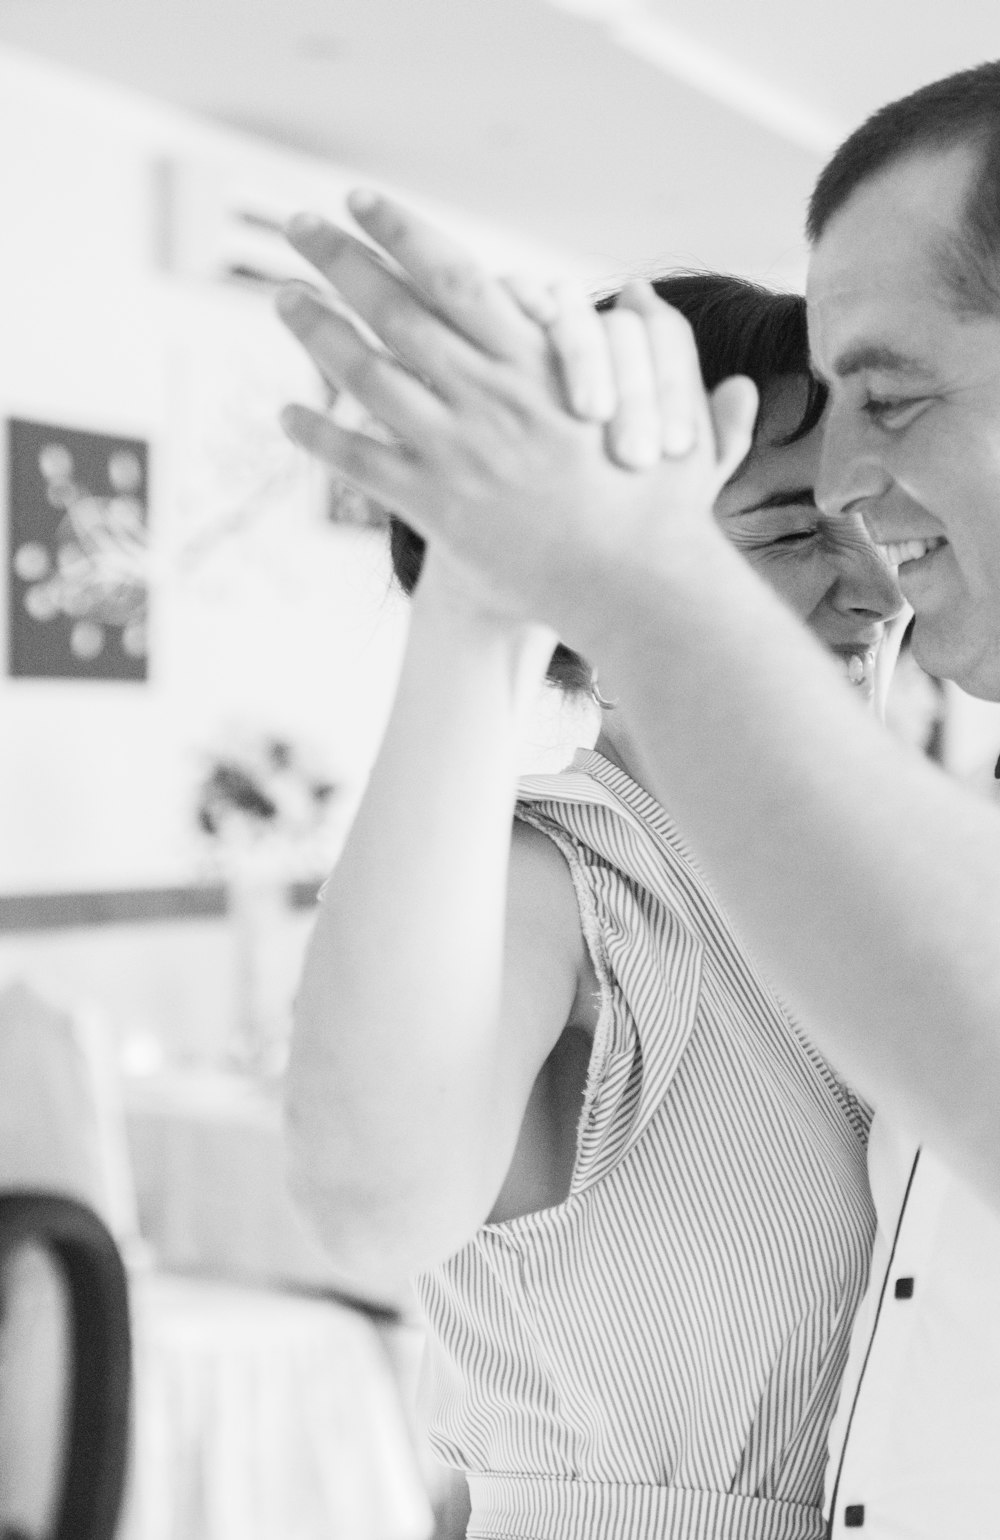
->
[[0, 0, 997, 287]]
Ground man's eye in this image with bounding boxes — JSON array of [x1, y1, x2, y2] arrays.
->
[[862, 395, 925, 427]]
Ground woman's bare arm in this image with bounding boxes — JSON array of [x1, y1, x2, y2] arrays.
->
[[285, 556, 586, 1293]]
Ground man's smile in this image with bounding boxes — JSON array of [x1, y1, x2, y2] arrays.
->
[[877, 536, 947, 569]]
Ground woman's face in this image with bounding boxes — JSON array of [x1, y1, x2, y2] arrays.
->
[[715, 376, 904, 706]]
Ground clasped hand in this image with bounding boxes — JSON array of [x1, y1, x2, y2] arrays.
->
[[275, 191, 758, 646]]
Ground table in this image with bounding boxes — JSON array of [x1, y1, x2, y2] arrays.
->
[[120, 1069, 435, 1540], [121, 1273, 432, 1540]]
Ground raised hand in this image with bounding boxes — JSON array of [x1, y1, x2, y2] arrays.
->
[[276, 192, 757, 647], [503, 274, 699, 470]]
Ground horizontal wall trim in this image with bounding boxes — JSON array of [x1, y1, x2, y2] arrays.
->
[[0, 880, 321, 932]]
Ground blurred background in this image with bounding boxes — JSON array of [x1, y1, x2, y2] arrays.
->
[[0, 4, 998, 1536]]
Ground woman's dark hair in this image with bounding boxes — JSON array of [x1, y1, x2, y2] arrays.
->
[[389, 271, 824, 695]]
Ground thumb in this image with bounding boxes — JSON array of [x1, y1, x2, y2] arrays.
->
[[709, 376, 758, 481]]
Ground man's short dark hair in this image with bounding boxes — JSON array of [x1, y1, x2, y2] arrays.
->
[[807, 60, 1000, 315]]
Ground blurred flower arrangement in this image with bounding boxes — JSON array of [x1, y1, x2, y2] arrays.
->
[[195, 731, 340, 1074], [195, 731, 339, 881]]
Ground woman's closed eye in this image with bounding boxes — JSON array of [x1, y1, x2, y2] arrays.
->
[[724, 518, 819, 555], [732, 488, 819, 549], [768, 526, 819, 546]]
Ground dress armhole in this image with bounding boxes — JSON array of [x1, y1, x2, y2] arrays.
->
[[513, 806, 617, 1173]]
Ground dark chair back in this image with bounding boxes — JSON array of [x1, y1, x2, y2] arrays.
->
[[0, 1192, 130, 1540]]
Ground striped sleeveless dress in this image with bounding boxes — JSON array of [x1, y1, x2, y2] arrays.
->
[[416, 751, 875, 1540]]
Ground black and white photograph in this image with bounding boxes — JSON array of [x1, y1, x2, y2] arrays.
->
[[1, 7, 1000, 1539]]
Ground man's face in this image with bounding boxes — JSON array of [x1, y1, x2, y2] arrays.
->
[[807, 143, 1000, 700]]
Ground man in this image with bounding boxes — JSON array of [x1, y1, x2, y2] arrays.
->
[[277, 59, 1000, 1537]]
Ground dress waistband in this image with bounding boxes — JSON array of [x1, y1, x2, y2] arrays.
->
[[465, 1476, 825, 1540]]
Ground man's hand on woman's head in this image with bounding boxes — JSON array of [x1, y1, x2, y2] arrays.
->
[[276, 192, 757, 643]]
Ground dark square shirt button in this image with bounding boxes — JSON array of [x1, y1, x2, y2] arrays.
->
[[844, 1504, 865, 1527], [894, 1276, 915, 1299]]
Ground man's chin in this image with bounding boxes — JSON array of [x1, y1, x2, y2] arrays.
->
[[910, 613, 1000, 702]]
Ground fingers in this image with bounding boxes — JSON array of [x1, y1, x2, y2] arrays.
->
[[339, 190, 542, 362], [709, 375, 759, 482], [280, 402, 426, 527], [615, 281, 705, 459], [545, 281, 617, 422], [601, 306, 662, 469], [500, 273, 559, 328], [276, 283, 448, 442], [285, 212, 487, 402], [504, 274, 624, 423]]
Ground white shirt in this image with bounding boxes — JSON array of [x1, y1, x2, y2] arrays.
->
[[824, 1114, 1000, 1537]]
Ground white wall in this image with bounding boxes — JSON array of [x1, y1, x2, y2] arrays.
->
[[0, 48, 596, 1054], [0, 45, 590, 897]]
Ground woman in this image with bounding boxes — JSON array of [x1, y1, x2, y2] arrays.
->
[[285, 274, 901, 1540]]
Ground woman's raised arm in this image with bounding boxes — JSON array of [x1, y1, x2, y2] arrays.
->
[[284, 555, 586, 1293]]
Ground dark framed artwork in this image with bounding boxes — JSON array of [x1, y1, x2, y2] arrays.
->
[[6, 417, 150, 681]]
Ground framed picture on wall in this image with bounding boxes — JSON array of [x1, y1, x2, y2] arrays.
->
[[5, 417, 150, 681]]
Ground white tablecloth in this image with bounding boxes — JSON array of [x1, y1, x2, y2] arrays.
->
[[120, 1273, 433, 1540], [119, 1071, 433, 1540]]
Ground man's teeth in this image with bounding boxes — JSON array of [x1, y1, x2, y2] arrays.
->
[[877, 538, 943, 568]]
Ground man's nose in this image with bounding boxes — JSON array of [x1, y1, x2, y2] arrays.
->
[[827, 524, 904, 622], [815, 406, 892, 520]]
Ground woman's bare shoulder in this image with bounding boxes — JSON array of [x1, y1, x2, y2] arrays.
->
[[506, 817, 600, 1038], [508, 816, 581, 940]]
